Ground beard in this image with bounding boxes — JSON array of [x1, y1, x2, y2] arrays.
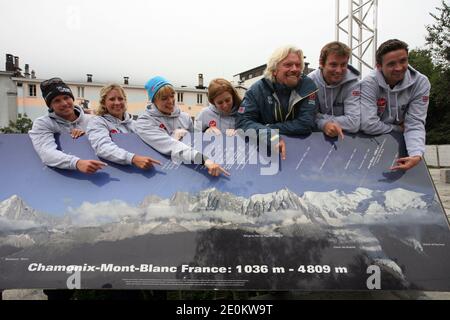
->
[[285, 75, 299, 88]]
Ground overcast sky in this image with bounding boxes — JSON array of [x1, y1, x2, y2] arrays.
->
[[0, 0, 444, 87]]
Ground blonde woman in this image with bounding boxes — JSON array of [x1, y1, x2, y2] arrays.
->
[[87, 84, 160, 169], [136, 76, 229, 177]]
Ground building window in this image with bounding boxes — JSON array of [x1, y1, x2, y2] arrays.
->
[[28, 84, 36, 97], [197, 94, 203, 104], [77, 86, 85, 98], [177, 92, 184, 103], [248, 74, 253, 79]]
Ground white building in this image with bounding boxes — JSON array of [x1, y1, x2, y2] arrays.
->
[[12, 76, 208, 121], [0, 54, 209, 128], [0, 70, 17, 128]]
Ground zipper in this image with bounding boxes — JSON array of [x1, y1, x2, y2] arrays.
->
[[285, 89, 319, 120], [272, 94, 283, 122]]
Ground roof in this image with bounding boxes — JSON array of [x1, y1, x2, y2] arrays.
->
[[10, 77, 207, 92], [233, 64, 267, 77], [0, 71, 14, 76]]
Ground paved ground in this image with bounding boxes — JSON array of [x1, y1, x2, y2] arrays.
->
[[425, 145, 450, 167], [429, 169, 450, 215], [3, 169, 450, 300]]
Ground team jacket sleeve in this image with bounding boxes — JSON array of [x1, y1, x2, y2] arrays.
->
[[194, 110, 208, 132], [403, 77, 431, 157], [87, 117, 135, 165], [28, 118, 80, 170], [236, 88, 273, 132], [360, 77, 395, 135], [135, 117, 203, 164]]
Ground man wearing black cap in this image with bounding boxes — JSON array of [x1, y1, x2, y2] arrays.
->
[[29, 77, 106, 173]]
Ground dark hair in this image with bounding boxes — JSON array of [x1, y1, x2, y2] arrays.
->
[[376, 39, 409, 65], [319, 41, 351, 66]]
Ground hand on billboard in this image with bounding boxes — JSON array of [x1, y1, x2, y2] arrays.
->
[[76, 160, 107, 174], [132, 155, 161, 170], [275, 139, 286, 160], [324, 122, 344, 140], [205, 127, 222, 136], [70, 128, 85, 139], [390, 155, 422, 171], [172, 128, 188, 141], [204, 159, 230, 177]]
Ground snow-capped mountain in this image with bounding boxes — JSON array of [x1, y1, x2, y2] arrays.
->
[[169, 188, 309, 216], [0, 187, 435, 233], [0, 195, 42, 222], [1, 187, 441, 285], [0, 234, 35, 248], [162, 187, 432, 221], [0, 195, 57, 231]]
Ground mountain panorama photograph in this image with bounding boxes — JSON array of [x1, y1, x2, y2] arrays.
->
[[1, 0, 450, 300], [1, 133, 449, 291]]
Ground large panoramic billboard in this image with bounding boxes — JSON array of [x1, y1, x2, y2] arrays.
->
[[0, 132, 449, 291]]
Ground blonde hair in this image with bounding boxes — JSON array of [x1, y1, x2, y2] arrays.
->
[[264, 45, 304, 81], [96, 84, 127, 116], [153, 85, 175, 102], [207, 78, 242, 107]]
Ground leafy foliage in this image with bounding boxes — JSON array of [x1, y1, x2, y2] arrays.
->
[[409, 2, 450, 144], [425, 0, 450, 70], [0, 113, 33, 133]]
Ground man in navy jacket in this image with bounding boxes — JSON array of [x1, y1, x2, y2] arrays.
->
[[236, 45, 318, 159]]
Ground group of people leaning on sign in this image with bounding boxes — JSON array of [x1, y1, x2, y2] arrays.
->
[[28, 39, 431, 177]]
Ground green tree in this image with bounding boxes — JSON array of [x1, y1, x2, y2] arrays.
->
[[409, 49, 435, 77], [0, 113, 33, 133], [408, 2, 450, 144], [426, 1, 450, 144], [426, 0, 450, 70]]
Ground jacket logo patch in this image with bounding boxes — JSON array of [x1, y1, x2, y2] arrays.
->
[[238, 106, 245, 114], [352, 90, 360, 96], [267, 96, 273, 104], [308, 93, 316, 105], [377, 98, 387, 116], [423, 96, 429, 103], [159, 123, 166, 130], [377, 98, 387, 107], [208, 120, 217, 127], [109, 129, 118, 134]]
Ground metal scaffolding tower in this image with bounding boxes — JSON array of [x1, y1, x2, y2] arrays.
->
[[336, 0, 378, 74]]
